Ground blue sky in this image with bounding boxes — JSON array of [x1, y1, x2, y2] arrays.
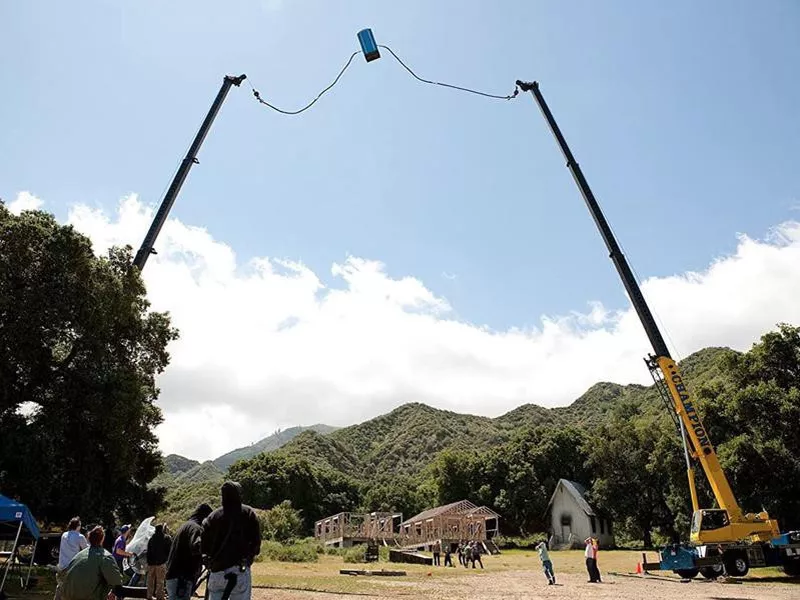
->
[[3, 0, 798, 331], [5, 2, 800, 457]]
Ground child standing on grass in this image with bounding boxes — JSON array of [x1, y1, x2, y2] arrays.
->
[[535, 540, 556, 585]]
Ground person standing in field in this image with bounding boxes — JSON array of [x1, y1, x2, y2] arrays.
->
[[535, 539, 555, 585], [592, 538, 602, 582], [61, 526, 124, 600], [202, 481, 261, 600], [146, 523, 172, 600], [584, 537, 601, 583], [55, 517, 89, 600], [470, 542, 484, 569], [443, 543, 453, 567], [112, 525, 134, 575], [432, 540, 441, 566], [165, 503, 213, 600]]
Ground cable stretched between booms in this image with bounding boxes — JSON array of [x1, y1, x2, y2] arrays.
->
[[378, 45, 519, 101], [249, 44, 519, 115], [250, 51, 361, 115]]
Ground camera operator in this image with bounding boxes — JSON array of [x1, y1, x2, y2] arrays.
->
[[201, 482, 261, 600]]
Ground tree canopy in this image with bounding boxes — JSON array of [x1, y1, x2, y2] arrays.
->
[[0, 202, 178, 525], [698, 324, 800, 530]]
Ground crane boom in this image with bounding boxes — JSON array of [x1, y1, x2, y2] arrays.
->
[[516, 80, 779, 544], [133, 74, 246, 271], [517, 81, 670, 359]]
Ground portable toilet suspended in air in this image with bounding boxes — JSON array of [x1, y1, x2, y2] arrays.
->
[[358, 28, 380, 62]]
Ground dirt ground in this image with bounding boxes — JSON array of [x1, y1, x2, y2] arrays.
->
[[5, 550, 797, 600], [247, 550, 799, 600], [255, 571, 799, 600]]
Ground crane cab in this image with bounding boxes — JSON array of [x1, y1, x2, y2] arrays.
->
[[692, 508, 780, 544], [691, 509, 733, 544]]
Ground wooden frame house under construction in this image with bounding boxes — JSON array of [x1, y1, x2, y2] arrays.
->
[[315, 512, 403, 548], [314, 500, 501, 554], [397, 500, 501, 553]]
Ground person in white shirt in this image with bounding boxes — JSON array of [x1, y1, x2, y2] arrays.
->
[[584, 537, 601, 583], [55, 517, 89, 600]]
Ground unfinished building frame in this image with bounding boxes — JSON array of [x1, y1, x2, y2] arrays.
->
[[398, 500, 500, 551], [314, 500, 501, 553], [314, 512, 403, 548]]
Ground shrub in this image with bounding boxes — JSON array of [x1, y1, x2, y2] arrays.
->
[[342, 545, 368, 563], [259, 540, 320, 563], [255, 500, 303, 542]]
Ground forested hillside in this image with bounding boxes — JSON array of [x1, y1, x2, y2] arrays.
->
[[262, 345, 728, 484], [159, 326, 800, 547], [154, 425, 338, 524]]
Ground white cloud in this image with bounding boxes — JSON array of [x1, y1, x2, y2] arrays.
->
[[12, 192, 800, 461], [6, 191, 43, 214]]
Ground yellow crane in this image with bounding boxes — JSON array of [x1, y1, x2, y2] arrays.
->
[[516, 80, 799, 579]]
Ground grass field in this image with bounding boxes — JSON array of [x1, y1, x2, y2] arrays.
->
[[3, 549, 795, 600]]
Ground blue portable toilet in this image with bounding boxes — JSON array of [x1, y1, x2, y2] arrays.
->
[[358, 28, 380, 62]]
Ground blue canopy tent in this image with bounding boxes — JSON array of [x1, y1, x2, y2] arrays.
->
[[0, 495, 40, 593]]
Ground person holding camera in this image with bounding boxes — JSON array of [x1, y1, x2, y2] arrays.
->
[[201, 482, 261, 600]]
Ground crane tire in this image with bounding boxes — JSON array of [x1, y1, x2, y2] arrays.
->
[[723, 552, 749, 577], [675, 568, 699, 579], [783, 558, 800, 578], [700, 564, 723, 579]]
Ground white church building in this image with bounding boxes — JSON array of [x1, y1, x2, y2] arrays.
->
[[545, 479, 615, 549]]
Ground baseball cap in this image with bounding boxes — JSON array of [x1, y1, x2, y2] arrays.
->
[[120, 524, 131, 533]]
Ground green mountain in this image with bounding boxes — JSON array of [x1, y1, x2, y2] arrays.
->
[[164, 454, 200, 475], [156, 346, 731, 528], [212, 424, 339, 471], [269, 346, 730, 481], [155, 424, 339, 525], [177, 461, 224, 484]]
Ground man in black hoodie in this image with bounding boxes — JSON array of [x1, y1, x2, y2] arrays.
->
[[165, 504, 212, 600], [202, 482, 261, 600]]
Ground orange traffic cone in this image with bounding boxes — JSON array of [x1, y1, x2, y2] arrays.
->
[[636, 562, 643, 576]]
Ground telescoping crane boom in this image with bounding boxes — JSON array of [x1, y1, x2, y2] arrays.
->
[[133, 74, 246, 272], [517, 80, 800, 579]]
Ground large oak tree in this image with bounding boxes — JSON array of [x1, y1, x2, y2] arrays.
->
[[0, 202, 178, 525]]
